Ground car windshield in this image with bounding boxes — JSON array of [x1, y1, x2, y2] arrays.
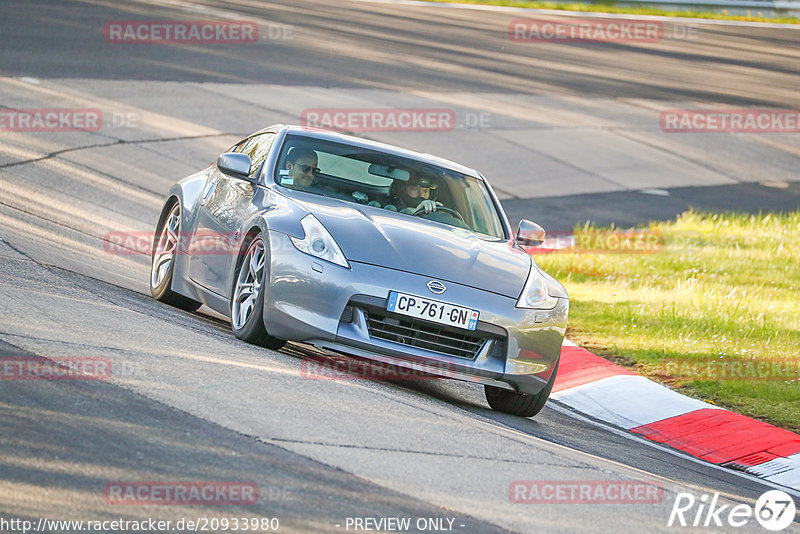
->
[[274, 134, 506, 239]]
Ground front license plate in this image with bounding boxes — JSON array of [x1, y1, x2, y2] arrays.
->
[[386, 291, 479, 331]]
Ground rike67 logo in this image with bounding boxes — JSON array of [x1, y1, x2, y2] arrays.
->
[[668, 490, 796, 531]]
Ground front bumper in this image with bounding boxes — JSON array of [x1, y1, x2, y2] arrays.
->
[[264, 231, 568, 395]]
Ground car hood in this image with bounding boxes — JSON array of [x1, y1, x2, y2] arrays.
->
[[294, 198, 532, 299]]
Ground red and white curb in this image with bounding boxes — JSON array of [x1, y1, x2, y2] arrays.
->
[[553, 339, 800, 491]]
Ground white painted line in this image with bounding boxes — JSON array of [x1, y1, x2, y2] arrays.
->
[[761, 180, 792, 189], [640, 188, 671, 196], [349, 0, 800, 28], [551, 374, 721, 428]]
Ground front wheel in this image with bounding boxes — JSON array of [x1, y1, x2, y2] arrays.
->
[[150, 201, 202, 312], [231, 233, 285, 350], [485, 360, 559, 418]]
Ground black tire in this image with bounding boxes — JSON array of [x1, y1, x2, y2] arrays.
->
[[230, 233, 286, 350], [150, 200, 202, 312], [485, 360, 559, 418]]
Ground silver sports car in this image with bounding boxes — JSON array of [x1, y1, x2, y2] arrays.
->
[[150, 125, 568, 417]]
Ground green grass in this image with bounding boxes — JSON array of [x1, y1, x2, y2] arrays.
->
[[422, 0, 800, 24], [535, 211, 800, 432]]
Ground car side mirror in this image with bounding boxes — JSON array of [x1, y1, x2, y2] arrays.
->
[[216, 153, 253, 181], [516, 219, 546, 247]]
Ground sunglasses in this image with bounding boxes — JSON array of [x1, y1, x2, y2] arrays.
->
[[294, 163, 320, 175]]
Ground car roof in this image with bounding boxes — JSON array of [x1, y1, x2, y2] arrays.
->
[[258, 124, 482, 178]]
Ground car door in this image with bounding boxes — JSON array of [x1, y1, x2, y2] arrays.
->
[[188, 132, 275, 297]]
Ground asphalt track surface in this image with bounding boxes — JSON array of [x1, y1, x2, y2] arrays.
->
[[1, 0, 799, 533]]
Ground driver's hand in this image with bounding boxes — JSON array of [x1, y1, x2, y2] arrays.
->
[[416, 200, 441, 214]]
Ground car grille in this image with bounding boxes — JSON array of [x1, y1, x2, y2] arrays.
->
[[361, 308, 496, 360]]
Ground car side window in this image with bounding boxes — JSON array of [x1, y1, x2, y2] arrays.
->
[[229, 140, 248, 153], [238, 133, 275, 178]]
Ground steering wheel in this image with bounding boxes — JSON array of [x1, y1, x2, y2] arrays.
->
[[413, 205, 467, 224]]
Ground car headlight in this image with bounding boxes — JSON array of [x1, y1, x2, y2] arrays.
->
[[516, 265, 558, 309], [290, 214, 350, 269]]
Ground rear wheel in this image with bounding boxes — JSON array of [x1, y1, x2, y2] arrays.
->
[[150, 201, 202, 312], [485, 360, 559, 418], [231, 233, 285, 350]]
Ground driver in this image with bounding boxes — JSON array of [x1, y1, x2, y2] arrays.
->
[[386, 174, 441, 214], [283, 147, 320, 190]]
